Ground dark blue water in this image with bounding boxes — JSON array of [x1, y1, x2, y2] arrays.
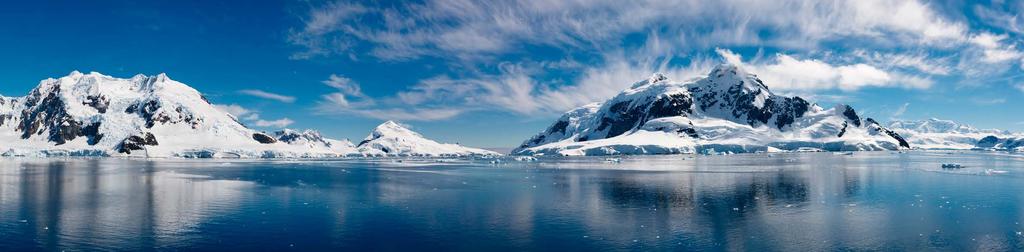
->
[[2, 152, 1024, 251]]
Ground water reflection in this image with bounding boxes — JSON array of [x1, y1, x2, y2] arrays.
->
[[1, 152, 1024, 250]]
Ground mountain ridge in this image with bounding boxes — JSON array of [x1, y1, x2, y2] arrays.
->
[[513, 64, 911, 156], [0, 72, 495, 158]]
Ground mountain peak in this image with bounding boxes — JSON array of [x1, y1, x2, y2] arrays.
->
[[649, 73, 668, 83], [381, 120, 401, 127], [358, 120, 497, 156], [514, 64, 909, 156], [368, 120, 421, 140], [704, 63, 770, 93]]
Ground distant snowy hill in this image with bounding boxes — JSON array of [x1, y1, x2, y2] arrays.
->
[[0, 71, 487, 158], [887, 118, 1023, 151], [357, 121, 498, 156], [513, 64, 910, 156]]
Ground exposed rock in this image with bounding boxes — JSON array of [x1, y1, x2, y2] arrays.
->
[[117, 133, 159, 154], [977, 135, 1000, 148], [252, 132, 277, 144], [866, 118, 910, 148], [841, 105, 862, 127], [83, 94, 109, 113]]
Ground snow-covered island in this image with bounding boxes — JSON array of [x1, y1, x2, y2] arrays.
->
[[512, 64, 1020, 156], [0, 67, 1019, 158], [0, 71, 495, 158]]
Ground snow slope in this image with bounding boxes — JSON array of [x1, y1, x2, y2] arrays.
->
[[357, 121, 498, 157], [513, 64, 910, 156], [0, 72, 353, 158], [887, 118, 1024, 151]]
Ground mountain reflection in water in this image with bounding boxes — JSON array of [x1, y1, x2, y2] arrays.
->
[[2, 152, 1024, 251]]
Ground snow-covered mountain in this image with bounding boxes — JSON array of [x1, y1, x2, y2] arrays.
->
[[274, 129, 359, 155], [0, 71, 353, 158], [513, 64, 911, 156], [356, 121, 498, 156], [887, 118, 1023, 151]]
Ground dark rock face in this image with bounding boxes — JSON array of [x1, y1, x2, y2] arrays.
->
[[838, 122, 848, 137], [125, 100, 162, 127], [357, 139, 372, 146], [1004, 139, 1024, 150], [15, 86, 104, 145], [252, 132, 277, 144], [768, 96, 810, 130], [519, 119, 571, 148], [977, 136, 1024, 150], [591, 93, 694, 140], [117, 133, 159, 154], [866, 118, 910, 148], [593, 101, 646, 140], [689, 80, 809, 130], [680, 127, 699, 138], [276, 130, 332, 147], [83, 95, 109, 113], [977, 135, 1000, 148], [841, 105, 862, 127], [125, 100, 202, 129]]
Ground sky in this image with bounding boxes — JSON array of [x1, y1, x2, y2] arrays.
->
[[1, 0, 1023, 148]]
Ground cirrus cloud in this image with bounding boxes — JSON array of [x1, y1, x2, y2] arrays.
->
[[238, 89, 296, 103]]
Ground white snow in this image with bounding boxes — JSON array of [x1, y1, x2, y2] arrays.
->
[[357, 121, 498, 157], [0, 72, 490, 158], [513, 64, 908, 156], [887, 118, 1023, 150]]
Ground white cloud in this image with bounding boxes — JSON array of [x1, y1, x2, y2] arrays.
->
[[974, 4, 1024, 35], [321, 92, 349, 108], [213, 104, 252, 118], [291, 0, 970, 61], [292, 0, 1024, 122], [311, 56, 698, 119], [238, 89, 296, 103], [970, 97, 1007, 105], [314, 48, 942, 121], [214, 103, 293, 128], [715, 49, 931, 91], [1016, 83, 1024, 93], [892, 102, 909, 118], [851, 50, 951, 75], [315, 73, 471, 121], [323, 74, 364, 97], [969, 32, 1024, 63], [253, 118, 295, 128]]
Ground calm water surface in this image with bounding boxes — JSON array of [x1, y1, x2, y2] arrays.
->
[[2, 152, 1024, 251]]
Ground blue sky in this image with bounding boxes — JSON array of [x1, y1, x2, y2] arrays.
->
[[1, 0, 1023, 148]]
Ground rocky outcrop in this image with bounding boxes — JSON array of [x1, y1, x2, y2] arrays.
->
[[15, 83, 104, 145], [117, 133, 159, 154], [252, 132, 277, 144], [975, 135, 1024, 151], [865, 118, 910, 148]]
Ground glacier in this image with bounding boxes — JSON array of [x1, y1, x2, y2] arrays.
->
[[512, 64, 911, 156], [0, 71, 495, 158], [887, 118, 1024, 152]]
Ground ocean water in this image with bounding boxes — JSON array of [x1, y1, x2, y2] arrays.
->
[[2, 151, 1024, 251]]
